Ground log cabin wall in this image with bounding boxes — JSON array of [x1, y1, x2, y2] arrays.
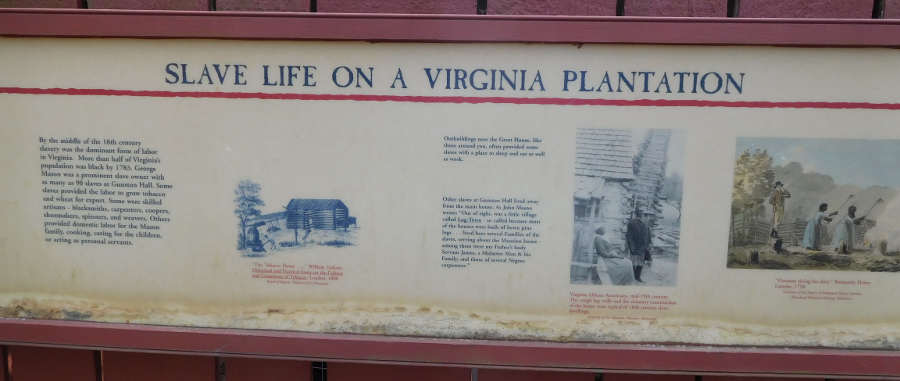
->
[[314, 210, 334, 230], [286, 199, 348, 230]]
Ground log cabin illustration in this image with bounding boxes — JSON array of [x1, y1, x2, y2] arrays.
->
[[285, 199, 350, 230]]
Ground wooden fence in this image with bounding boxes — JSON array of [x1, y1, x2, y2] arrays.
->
[[729, 214, 773, 246]]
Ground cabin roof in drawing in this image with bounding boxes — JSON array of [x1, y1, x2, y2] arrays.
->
[[258, 211, 284, 221], [575, 128, 635, 180], [248, 211, 285, 225], [286, 199, 347, 211]]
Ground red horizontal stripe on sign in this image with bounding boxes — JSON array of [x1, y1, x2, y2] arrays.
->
[[1, 87, 899, 110]]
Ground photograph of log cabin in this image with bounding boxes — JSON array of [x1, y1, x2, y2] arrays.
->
[[234, 180, 358, 257], [727, 137, 900, 272], [571, 128, 685, 287]]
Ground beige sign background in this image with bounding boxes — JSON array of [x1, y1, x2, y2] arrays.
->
[[2, 37, 900, 348]]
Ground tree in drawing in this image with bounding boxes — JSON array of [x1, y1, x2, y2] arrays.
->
[[234, 180, 264, 250], [660, 171, 684, 221]]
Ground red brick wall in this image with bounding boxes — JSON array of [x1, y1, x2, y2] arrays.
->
[[216, 0, 308, 12], [487, 0, 616, 16], [88, 0, 207, 10], [0, 0, 891, 379], [0, 0, 80, 7], [0, 0, 896, 18]]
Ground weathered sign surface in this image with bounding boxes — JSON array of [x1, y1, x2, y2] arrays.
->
[[2, 38, 900, 348]]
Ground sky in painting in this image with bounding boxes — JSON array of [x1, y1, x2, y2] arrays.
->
[[735, 137, 900, 188]]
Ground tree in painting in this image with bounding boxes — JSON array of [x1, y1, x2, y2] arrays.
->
[[731, 149, 775, 245], [235, 180, 264, 250]]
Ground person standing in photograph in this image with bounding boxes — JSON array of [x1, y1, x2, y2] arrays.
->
[[626, 208, 652, 283], [769, 181, 791, 238], [802, 203, 838, 251]]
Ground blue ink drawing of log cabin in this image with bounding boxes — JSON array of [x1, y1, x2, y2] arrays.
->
[[285, 198, 350, 233], [236, 188, 358, 256]]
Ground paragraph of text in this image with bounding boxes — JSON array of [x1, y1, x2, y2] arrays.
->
[[40, 137, 171, 246], [776, 276, 869, 301], [441, 197, 541, 268], [443, 136, 545, 162], [252, 262, 343, 286], [569, 291, 677, 315]]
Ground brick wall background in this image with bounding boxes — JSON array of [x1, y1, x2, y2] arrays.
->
[[0, 1, 894, 380], [1, 0, 899, 18]]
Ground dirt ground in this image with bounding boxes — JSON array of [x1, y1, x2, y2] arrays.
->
[[573, 246, 678, 287], [728, 244, 900, 272], [239, 225, 359, 257], [640, 247, 678, 287]]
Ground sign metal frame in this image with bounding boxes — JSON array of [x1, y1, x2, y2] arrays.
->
[[1, 9, 900, 378]]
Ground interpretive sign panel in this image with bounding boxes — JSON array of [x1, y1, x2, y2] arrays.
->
[[2, 35, 900, 350]]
